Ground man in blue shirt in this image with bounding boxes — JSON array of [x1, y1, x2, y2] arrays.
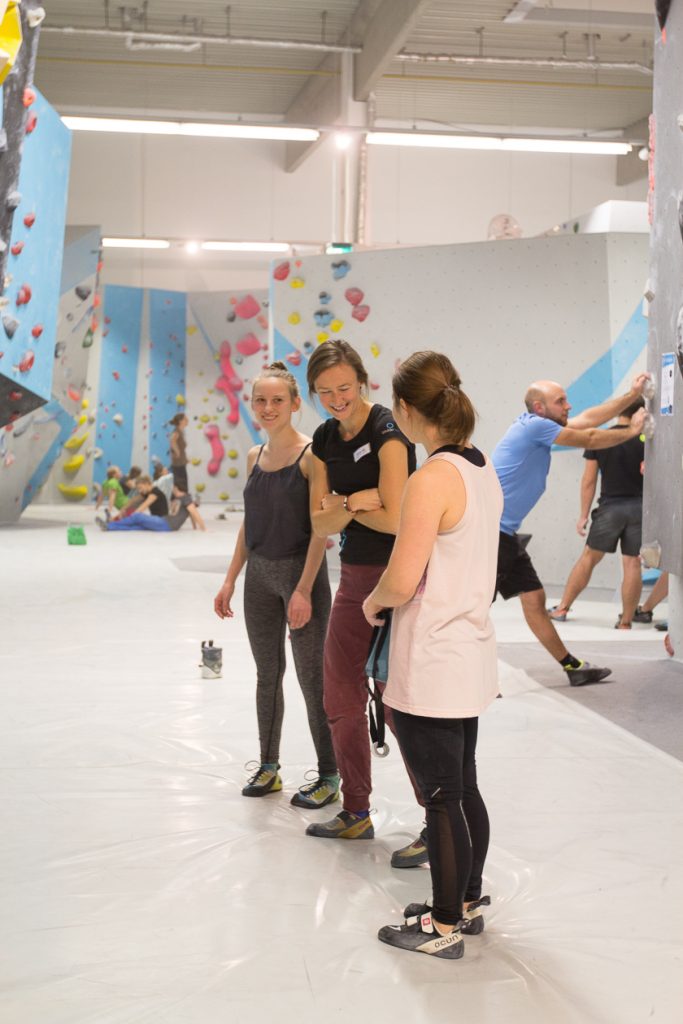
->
[[492, 375, 648, 686]]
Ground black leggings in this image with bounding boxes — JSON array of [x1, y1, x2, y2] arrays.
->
[[392, 710, 489, 927]]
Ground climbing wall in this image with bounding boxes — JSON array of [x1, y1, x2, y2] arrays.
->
[[185, 289, 269, 503], [6, 228, 103, 514], [270, 234, 649, 586], [643, 4, 683, 577]]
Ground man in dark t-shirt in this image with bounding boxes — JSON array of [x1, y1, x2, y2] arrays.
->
[[549, 400, 645, 628]]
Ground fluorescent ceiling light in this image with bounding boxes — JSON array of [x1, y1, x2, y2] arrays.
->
[[366, 132, 631, 156], [201, 241, 290, 253], [102, 237, 170, 249], [62, 116, 319, 142]]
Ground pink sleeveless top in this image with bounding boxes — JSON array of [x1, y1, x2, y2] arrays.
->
[[383, 450, 503, 719]]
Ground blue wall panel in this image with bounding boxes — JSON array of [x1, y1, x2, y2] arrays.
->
[[148, 290, 186, 467], [95, 286, 143, 483]]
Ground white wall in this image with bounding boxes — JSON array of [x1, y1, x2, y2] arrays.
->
[[65, 132, 647, 291]]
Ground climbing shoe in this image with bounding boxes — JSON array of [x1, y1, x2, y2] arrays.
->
[[290, 774, 340, 809], [305, 810, 374, 840], [378, 913, 464, 960], [242, 764, 282, 797], [563, 661, 611, 687], [391, 827, 428, 868], [548, 606, 569, 622], [633, 606, 653, 624], [403, 895, 490, 935]]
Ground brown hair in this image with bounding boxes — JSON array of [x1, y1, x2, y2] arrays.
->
[[306, 339, 369, 396], [128, 465, 142, 479], [392, 351, 476, 447], [153, 463, 169, 480], [252, 361, 299, 401], [137, 474, 153, 487], [169, 413, 186, 428]]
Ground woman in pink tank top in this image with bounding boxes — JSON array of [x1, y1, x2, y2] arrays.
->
[[362, 351, 503, 962]]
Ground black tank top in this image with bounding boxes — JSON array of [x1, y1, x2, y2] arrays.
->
[[243, 444, 312, 560]]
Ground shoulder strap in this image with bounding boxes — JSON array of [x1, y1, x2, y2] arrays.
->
[[294, 442, 312, 464], [254, 444, 266, 465]]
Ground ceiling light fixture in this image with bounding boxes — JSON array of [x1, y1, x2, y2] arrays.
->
[[185, 241, 200, 254], [334, 132, 353, 151], [62, 116, 319, 143], [201, 241, 291, 253], [366, 132, 631, 156], [102, 237, 170, 249]]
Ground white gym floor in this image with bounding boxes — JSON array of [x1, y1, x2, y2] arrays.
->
[[1, 505, 682, 1024]]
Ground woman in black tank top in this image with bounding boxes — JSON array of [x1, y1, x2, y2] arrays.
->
[[214, 363, 338, 809]]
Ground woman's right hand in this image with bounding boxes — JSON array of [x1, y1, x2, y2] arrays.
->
[[214, 581, 235, 619], [350, 488, 383, 512]]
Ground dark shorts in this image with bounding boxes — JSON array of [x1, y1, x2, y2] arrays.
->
[[586, 498, 642, 556], [495, 531, 543, 600]]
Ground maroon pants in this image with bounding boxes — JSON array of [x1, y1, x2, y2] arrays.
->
[[323, 561, 423, 814]]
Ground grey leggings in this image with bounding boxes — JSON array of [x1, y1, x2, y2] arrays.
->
[[243, 551, 336, 776]]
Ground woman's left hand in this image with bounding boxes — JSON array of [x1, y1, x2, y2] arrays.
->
[[362, 595, 386, 627], [320, 493, 345, 512], [288, 589, 312, 630]]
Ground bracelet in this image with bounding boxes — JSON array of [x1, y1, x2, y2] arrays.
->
[[343, 495, 356, 515]]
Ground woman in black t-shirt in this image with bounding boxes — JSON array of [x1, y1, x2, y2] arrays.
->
[[305, 340, 418, 843]]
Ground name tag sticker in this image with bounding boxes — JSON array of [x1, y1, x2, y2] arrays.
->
[[353, 442, 371, 462]]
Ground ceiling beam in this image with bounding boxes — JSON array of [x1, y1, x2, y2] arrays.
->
[[353, 0, 432, 101]]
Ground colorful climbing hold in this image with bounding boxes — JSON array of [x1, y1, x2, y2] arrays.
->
[[228, 468, 239, 479], [288, 312, 301, 325], [17, 350, 35, 372], [314, 310, 333, 327], [63, 454, 85, 474], [176, 393, 185, 405], [352, 305, 370, 323], [58, 484, 89, 501], [31, 324, 43, 338], [218, 492, 229, 501], [191, 457, 202, 466], [345, 287, 364, 306], [370, 343, 380, 357], [64, 432, 88, 451], [291, 278, 305, 289], [23, 212, 35, 229], [234, 294, 260, 320], [23, 86, 36, 107], [331, 260, 350, 280], [286, 351, 302, 367], [205, 424, 225, 476], [236, 332, 261, 356], [16, 283, 32, 306], [330, 319, 343, 333], [196, 483, 206, 493], [317, 332, 329, 344], [10, 242, 23, 256], [318, 292, 332, 305], [228, 449, 238, 460], [25, 112, 37, 135], [67, 386, 81, 402], [112, 413, 123, 425], [273, 261, 290, 281]]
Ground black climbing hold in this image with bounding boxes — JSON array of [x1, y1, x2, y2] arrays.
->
[[75, 284, 92, 301], [226, 312, 236, 322]]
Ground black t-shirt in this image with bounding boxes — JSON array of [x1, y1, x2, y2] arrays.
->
[[431, 443, 486, 468], [148, 486, 169, 517], [584, 426, 644, 502], [311, 404, 416, 564]]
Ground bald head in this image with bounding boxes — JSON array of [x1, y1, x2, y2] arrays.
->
[[524, 380, 571, 425]]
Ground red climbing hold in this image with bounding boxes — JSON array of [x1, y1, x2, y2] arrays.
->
[[23, 212, 36, 229], [273, 261, 290, 281], [234, 294, 260, 320], [112, 371, 120, 381], [286, 351, 302, 367], [16, 284, 32, 306], [17, 350, 35, 372], [31, 324, 43, 339], [121, 345, 128, 353], [351, 304, 370, 323], [23, 87, 36, 108], [10, 242, 23, 257], [25, 113, 38, 135], [345, 287, 364, 307], [9, 390, 22, 401], [236, 332, 261, 357], [93, 293, 102, 308], [67, 387, 81, 402]]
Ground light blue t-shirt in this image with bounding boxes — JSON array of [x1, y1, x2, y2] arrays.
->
[[492, 412, 563, 535]]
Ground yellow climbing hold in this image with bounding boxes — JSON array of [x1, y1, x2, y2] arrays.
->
[[200, 414, 210, 423], [176, 393, 185, 405], [64, 432, 89, 451], [330, 319, 343, 333], [202, 396, 208, 403], [228, 468, 239, 479], [81, 398, 89, 409], [288, 312, 301, 325], [370, 343, 380, 358], [195, 483, 205, 493], [186, 324, 198, 335], [58, 484, 89, 501], [290, 278, 305, 289], [218, 492, 229, 501], [77, 413, 88, 427], [317, 332, 329, 344], [0, 3, 22, 88], [191, 457, 202, 466], [63, 454, 85, 474], [228, 449, 238, 460]]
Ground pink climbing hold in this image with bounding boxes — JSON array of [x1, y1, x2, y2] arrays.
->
[[234, 294, 260, 320], [215, 340, 243, 426], [351, 304, 370, 323], [273, 261, 290, 281], [345, 287, 364, 307], [16, 284, 32, 307], [10, 242, 23, 256], [204, 424, 225, 476], [236, 332, 261, 357], [121, 345, 128, 353], [23, 87, 36, 107], [23, 212, 36, 229], [286, 351, 302, 367], [31, 324, 43, 338], [25, 113, 38, 135], [370, 381, 380, 390], [112, 371, 120, 381], [17, 350, 35, 373]]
